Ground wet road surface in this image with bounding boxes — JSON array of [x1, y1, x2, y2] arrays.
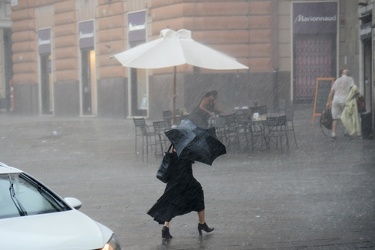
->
[[0, 104, 374, 249]]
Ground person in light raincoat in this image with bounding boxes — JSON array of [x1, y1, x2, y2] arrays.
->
[[327, 69, 355, 139], [341, 85, 361, 137]]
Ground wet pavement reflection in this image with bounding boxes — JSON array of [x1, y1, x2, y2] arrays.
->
[[0, 104, 374, 249]]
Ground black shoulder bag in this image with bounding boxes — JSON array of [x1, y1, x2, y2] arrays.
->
[[156, 144, 175, 183], [320, 108, 332, 135]]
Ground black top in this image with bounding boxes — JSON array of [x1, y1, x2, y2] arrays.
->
[[189, 99, 215, 128]]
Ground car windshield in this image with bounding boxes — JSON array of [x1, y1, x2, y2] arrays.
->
[[0, 173, 70, 219]]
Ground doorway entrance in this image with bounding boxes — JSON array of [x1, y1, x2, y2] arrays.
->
[[2, 28, 12, 112], [292, 1, 338, 103], [130, 67, 147, 117], [363, 39, 372, 113], [80, 49, 96, 116], [40, 54, 52, 115], [294, 34, 336, 102]]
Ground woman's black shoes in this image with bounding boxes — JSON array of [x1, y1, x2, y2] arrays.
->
[[162, 223, 213, 238], [198, 222, 214, 235], [162, 226, 173, 239]]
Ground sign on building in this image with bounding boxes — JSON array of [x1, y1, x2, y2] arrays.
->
[[128, 11, 146, 42], [38, 28, 51, 54]]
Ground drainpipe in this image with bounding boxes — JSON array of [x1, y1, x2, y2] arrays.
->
[[272, 0, 280, 109], [273, 69, 279, 110]]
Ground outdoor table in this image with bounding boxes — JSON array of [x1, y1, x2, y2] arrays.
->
[[244, 113, 286, 152], [250, 114, 268, 144], [234, 114, 268, 153]]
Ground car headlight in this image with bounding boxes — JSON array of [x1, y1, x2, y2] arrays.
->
[[101, 233, 122, 250]]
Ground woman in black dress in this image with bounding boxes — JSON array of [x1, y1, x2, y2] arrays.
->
[[147, 150, 214, 239], [189, 90, 223, 128]]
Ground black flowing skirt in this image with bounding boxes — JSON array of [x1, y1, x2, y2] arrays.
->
[[147, 156, 205, 224]]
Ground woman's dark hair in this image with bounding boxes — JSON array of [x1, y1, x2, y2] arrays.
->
[[204, 90, 218, 98]]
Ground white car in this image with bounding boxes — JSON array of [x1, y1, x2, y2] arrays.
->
[[0, 162, 122, 250]]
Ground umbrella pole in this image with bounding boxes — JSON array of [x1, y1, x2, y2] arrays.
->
[[172, 66, 177, 125]]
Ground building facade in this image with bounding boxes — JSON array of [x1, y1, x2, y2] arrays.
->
[[358, 0, 374, 137], [4, 0, 374, 134], [0, 0, 11, 112]]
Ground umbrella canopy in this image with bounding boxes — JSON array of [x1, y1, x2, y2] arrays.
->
[[114, 29, 249, 70], [113, 29, 248, 123], [164, 119, 226, 165]]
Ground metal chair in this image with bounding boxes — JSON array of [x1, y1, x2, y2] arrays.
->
[[209, 116, 226, 143], [152, 120, 170, 154], [285, 103, 298, 147], [162, 110, 172, 129], [235, 109, 251, 151], [221, 113, 240, 152], [249, 105, 268, 151], [247, 116, 267, 153], [133, 118, 157, 161], [265, 115, 289, 151]]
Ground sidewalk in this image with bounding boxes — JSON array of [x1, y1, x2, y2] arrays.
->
[[0, 104, 374, 249]]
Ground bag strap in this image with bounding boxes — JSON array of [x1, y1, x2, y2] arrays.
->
[[167, 144, 173, 153]]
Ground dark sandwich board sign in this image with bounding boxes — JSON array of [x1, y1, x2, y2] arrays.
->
[[312, 77, 334, 125]]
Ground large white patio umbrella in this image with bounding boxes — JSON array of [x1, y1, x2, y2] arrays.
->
[[113, 29, 248, 122]]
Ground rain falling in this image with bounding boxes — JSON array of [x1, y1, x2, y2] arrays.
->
[[0, 0, 374, 249]]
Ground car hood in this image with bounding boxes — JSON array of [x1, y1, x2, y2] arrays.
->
[[0, 210, 113, 250]]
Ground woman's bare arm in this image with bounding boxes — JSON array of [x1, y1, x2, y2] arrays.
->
[[199, 97, 214, 115]]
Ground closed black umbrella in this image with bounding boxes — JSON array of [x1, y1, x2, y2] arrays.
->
[[164, 120, 226, 165]]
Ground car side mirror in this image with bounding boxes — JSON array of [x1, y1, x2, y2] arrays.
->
[[64, 197, 82, 210]]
